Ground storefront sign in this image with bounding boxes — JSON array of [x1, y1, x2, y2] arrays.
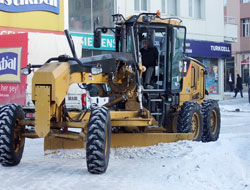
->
[[0, 33, 28, 105], [0, 47, 22, 83], [0, 0, 59, 14], [185, 40, 232, 59], [0, 0, 64, 32], [71, 33, 115, 51]]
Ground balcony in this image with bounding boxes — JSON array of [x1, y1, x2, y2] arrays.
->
[[224, 16, 238, 43]]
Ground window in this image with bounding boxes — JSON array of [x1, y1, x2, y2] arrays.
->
[[171, 27, 186, 92], [224, 0, 227, 6], [134, 0, 148, 11], [189, 0, 204, 19], [203, 59, 219, 94], [161, 0, 166, 14], [189, 0, 193, 17], [134, 0, 139, 11], [69, 0, 114, 33], [141, 0, 148, 11], [242, 18, 250, 37], [167, 0, 177, 16], [194, 0, 201, 18], [241, 0, 250, 3]]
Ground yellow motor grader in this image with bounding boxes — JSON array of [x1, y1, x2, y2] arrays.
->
[[0, 13, 220, 174]]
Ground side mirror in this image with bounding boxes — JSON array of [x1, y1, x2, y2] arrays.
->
[[94, 30, 101, 48]]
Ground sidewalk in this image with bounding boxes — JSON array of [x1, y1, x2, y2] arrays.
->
[[223, 91, 249, 100]]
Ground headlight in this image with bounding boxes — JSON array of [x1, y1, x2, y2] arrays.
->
[[21, 67, 31, 75], [91, 66, 102, 75]]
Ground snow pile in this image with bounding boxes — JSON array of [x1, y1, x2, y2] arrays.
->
[[1, 97, 250, 190]]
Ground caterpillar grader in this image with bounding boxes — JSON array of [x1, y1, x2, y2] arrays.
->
[[0, 13, 220, 174]]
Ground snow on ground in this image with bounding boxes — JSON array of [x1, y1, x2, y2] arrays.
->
[[1, 93, 250, 190]]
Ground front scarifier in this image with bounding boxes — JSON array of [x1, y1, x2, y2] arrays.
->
[[0, 104, 25, 166], [86, 106, 111, 174]]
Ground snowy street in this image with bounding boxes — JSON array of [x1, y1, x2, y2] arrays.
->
[[1, 94, 250, 190]]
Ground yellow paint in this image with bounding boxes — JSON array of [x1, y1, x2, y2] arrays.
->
[[35, 85, 51, 138], [0, 0, 64, 32], [32, 62, 70, 106]]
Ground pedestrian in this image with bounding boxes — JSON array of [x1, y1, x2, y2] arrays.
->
[[228, 72, 234, 92], [234, 74, 243, 98], [246, 75, 250, 103]]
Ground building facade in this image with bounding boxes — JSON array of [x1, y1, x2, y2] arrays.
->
[[66, 0, 234, 99], [0, 0, 236, 101], [224, 0, 250, 91]]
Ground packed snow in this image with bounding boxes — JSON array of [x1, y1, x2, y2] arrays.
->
[[1, 93, 250, 190]]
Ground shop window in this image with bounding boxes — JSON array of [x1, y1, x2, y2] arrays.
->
[[242, 18, 250, 37], [203, 59, 219, 94], [241, 64, 249, 83], [82, 49, 113, 57], [69, 0, 114, 33]]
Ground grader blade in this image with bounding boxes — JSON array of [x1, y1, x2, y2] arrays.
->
[[44, 132, 194, 150]]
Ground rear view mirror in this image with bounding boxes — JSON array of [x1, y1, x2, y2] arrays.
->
[[94, 30, 101, 48]]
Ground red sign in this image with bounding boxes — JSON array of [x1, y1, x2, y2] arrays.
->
[[241, 57, 249, 64], [0, 33, 28, 105]]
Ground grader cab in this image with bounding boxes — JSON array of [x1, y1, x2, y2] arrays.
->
[[0, 13, 220, 174]]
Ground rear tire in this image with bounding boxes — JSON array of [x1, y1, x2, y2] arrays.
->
[[86, 106, 111, 174], [177, 101, 203, 141], [0, 104, 25, 166], [201, 100, 221, 142]]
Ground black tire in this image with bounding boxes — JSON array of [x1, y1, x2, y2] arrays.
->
[[0, 104, 25, 166], [201, 99, 221, 142], [177, 101, 203, 141], [86, 106, 111, 174]]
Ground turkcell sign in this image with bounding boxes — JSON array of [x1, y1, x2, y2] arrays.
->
[[0, 52, 18, 76], [0, 0, 59, 14], [185, 40, 232, 59]]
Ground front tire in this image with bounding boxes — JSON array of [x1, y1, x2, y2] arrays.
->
[[86, 106, 111, 174], [177, 101, 203, 141], [0, 104, 25, 166], [201, 100, 221, 142]]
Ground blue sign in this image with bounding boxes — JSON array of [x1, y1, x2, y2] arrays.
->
[[185, 40, 232, 59], [0, 0, 59, 14], [71, 33, 115, 51], [0, 52, 18, 76]]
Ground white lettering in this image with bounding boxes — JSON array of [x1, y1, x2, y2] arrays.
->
[[0, 56, 17, 71], [5, 0, 12, 5], [185, 49, 192, 54], [210, 45, 230, 52], [102, 39, 106, 47], [0, 0, 57, 7], [88, 37, 93, 47], [107, 39, 113, 48], [82, 37, 87, 46]]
